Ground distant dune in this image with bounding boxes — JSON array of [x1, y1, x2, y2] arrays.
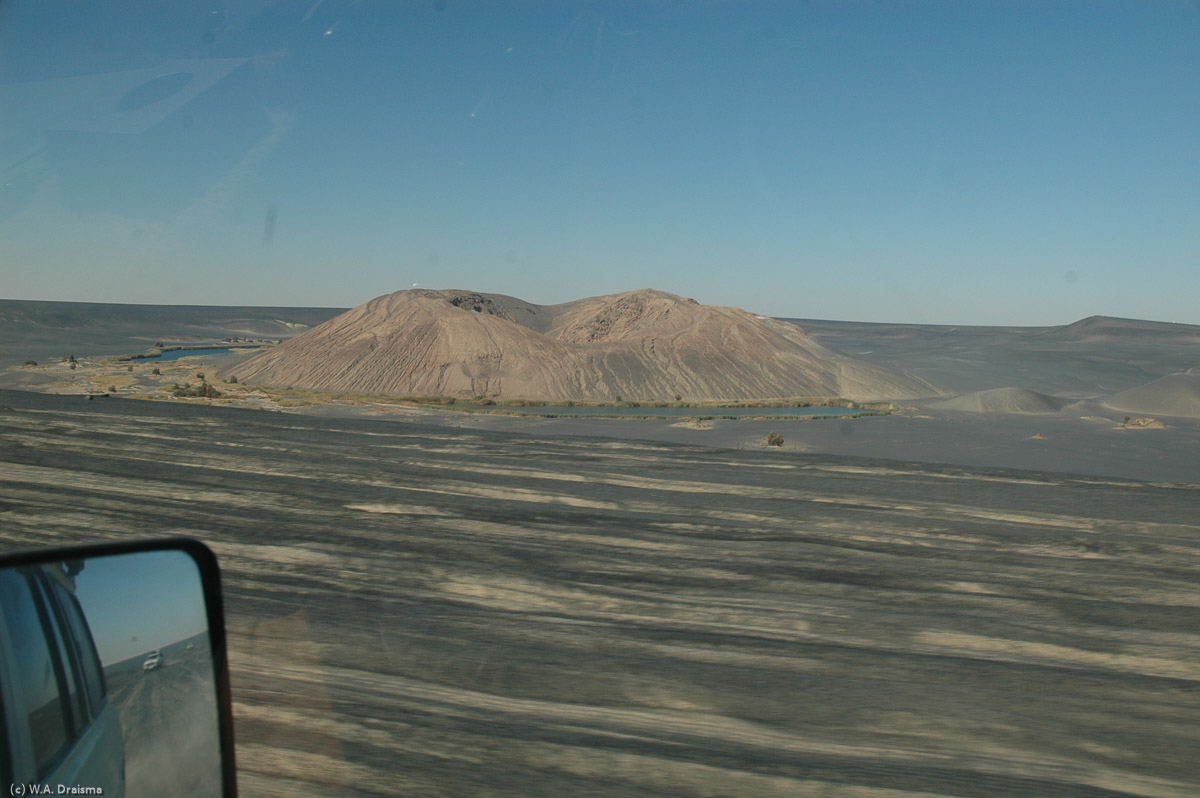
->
[[795, 314, 1200, 396], [930, 387, 1069, 415], [1102, 373, 1200, 419], [226, 288, 940, 401], [1036, 315, 1200, 344]]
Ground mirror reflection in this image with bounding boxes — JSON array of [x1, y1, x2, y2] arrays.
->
[[0, 549, 221, 798]]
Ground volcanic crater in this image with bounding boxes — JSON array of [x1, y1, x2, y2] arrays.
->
[[226, 288, 939, 402]]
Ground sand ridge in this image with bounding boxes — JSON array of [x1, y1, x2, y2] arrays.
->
[[1103, 373, 1200, 419], [930, 387, 1069, 415]]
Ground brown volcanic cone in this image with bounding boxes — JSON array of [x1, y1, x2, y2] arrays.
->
[[226, 289, 939, 401]]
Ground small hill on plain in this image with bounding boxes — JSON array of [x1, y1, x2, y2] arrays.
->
[[1036, 315, 1200, 344], [226, 288, 940, 402], [1102, 373, 1200, 419], [930, 387, 1069, 415]]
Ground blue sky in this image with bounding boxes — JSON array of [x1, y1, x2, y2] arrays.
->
[[72, 549, 209, 665], [1, 1, 1198, 325]]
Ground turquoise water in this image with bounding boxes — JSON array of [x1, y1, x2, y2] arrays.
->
[[136, 347, 235, 362], [486, 405, 877, 419]]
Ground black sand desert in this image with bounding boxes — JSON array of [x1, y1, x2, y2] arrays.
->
[[2, 298, 1199, 796]]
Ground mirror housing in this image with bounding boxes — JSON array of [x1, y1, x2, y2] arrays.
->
[[0, 538, 236, 797]]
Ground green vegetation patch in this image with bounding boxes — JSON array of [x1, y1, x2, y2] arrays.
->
[[171, 380, 222, 399], [83, 376, 895, 420]]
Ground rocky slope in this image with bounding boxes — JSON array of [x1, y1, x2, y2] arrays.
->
[[226, 288, 940, 401]]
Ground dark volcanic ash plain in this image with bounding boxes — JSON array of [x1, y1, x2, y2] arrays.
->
[[1, 390, 1198, 797], [5, 298, 1200, 483]]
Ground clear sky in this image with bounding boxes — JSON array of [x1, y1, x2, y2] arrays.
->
[[1, 1, 1197, 325], [72, 549, 209, 666]]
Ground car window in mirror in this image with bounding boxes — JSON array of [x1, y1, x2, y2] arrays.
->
[[0, 539, 235, 798], [0, 570, 71, 780], [45, 579, 107, 719], [31, 576, 87, 747]]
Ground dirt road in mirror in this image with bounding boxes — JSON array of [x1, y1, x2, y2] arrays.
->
[[105, 639, 221, 798], [2, 389, 1198, 797]]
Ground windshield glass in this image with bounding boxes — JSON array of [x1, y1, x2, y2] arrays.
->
[[2, 3, 1198, 797]]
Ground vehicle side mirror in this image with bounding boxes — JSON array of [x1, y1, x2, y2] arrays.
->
[[0, 539, 236, 797]]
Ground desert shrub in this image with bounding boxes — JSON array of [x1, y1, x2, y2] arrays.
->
[[23, 360, 36, 366], [228, 375, 238, 384], [152, 368, 161, 375], [614, 395, 623, 403], [109, 385, 118, 393], [674, 394, 682, 402], [172, 381, 221, 399], [766, 432, 784, 447], [67, 354, 76, 363], [69, 363, 76, 370]]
